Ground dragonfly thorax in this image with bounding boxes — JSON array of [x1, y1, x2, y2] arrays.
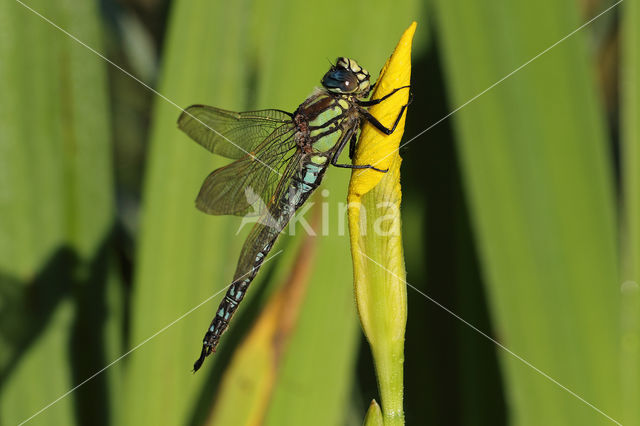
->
[[321, 57, 371, 99], [293, 89, 359, 155]]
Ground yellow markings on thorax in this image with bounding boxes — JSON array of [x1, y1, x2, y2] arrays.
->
[[310, 155, 327, 164], [312, 127, 342, 152], [310, 122, 336, 138]]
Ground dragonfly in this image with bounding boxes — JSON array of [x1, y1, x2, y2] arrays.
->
[[178, 57, 410, 372]]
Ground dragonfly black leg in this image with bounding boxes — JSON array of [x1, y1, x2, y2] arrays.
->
[[358, 98, 410, 136], [331, 157, 388, 172], [348, 132, 357, 159], [331, 129, 388, 173], [357, 85, 411, 107]]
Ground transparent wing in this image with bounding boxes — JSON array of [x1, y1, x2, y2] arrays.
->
[[178, 105, 293, 159], [195, 124, 300, 216]]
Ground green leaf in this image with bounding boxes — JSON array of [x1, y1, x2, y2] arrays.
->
[[122, 1, 256, 424], [621, 0, 640, 424], [433, 0, 620, 424], [0, 0, 116, 424]]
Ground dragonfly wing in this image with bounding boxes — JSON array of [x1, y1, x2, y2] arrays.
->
[[196, 123, 298, 216], [178, 105, 293, 159]]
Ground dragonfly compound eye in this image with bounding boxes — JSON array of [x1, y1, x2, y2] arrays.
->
[[321, 68, 360, 94]]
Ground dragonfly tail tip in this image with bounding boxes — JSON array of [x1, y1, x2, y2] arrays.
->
[[193, 346, 208, 372]]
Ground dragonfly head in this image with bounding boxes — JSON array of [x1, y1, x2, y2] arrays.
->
[[322, 57, 371, 98]]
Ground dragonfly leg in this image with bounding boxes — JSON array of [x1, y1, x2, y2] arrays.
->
[[348, 132, 357, 159], [357, 85, 411, 107], [358, 93, 411, 136], [331, 132, 388, 172], [331, 161, 388, 172]]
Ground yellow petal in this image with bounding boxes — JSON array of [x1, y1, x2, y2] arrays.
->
[[348, 21, 416, 197]]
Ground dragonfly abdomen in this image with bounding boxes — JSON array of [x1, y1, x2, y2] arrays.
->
[[193, 159, 328, 372], [193, 245, 270, 372]]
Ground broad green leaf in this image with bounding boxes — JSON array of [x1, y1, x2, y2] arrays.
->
[[0, 0, 116, 424], [122, 1, 256, 424], [433, 0, 620, 424], [621, 0, 640, 424]]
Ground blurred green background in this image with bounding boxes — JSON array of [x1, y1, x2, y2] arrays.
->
[[0, 0, 636, 425]]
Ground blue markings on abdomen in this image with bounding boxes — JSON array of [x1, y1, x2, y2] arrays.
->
[[298, 162, 323, 188], [302, 162, 324, 184]]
